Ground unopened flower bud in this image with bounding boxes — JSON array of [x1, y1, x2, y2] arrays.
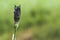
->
[[14, 5, 21, 22]]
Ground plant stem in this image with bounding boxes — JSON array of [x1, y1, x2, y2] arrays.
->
[[12, 22, 19, 40]]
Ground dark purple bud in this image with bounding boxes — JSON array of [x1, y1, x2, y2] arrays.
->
[[14, 5, 21, 22]]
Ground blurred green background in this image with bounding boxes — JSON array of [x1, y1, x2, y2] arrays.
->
[[0, 0, 60, 40]]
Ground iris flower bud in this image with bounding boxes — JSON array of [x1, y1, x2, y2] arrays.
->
[[14, 5, 21, 22], [12, 5, 21, 40]]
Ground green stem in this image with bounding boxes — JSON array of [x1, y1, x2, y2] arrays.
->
[[12, 22, 18, 40], [14, 25, 16, 40]]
